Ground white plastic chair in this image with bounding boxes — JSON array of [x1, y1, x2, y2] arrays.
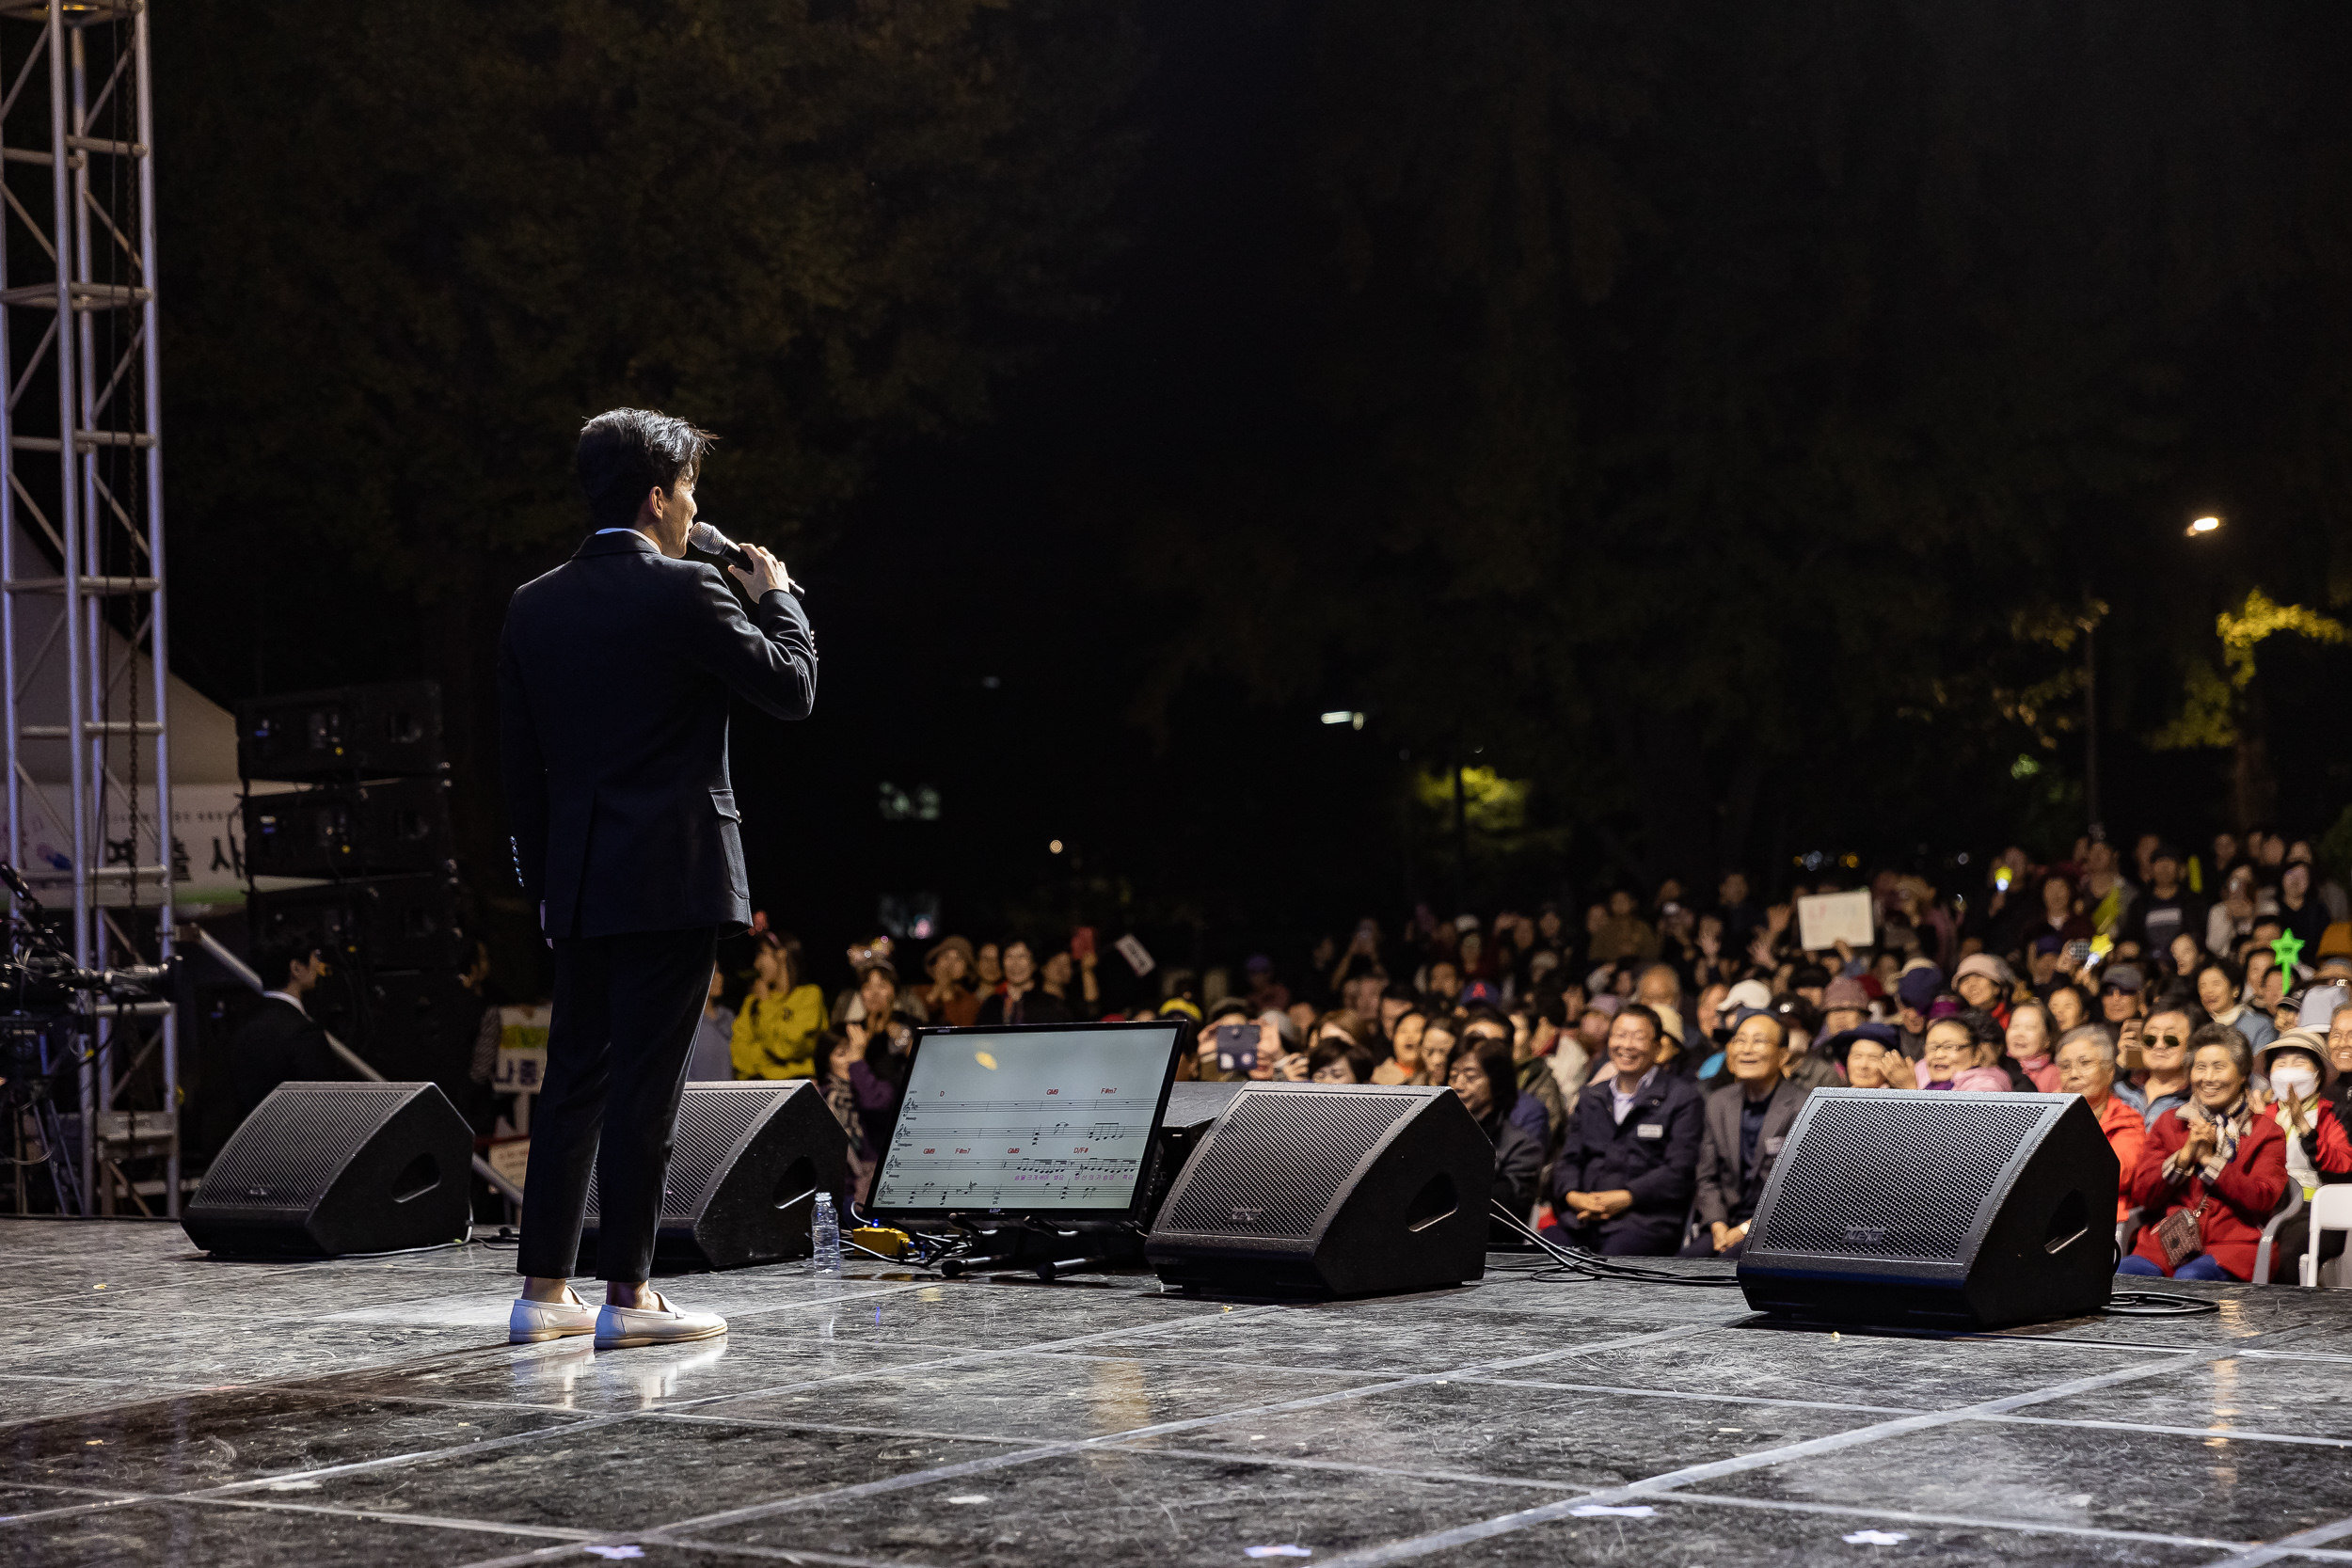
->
[[2301, 1185, 2352, 1288]]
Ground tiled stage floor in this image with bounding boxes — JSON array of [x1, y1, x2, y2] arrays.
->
[[8, 1220, 2352, 1565]]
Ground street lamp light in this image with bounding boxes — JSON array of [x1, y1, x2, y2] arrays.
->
[[2187, 515, 2222, 536]]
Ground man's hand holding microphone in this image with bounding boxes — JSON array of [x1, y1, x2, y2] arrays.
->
[[690, 520, 801, 600]]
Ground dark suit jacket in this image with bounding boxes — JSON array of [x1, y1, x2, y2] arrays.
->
[[230, 997, 342, 1128], [1692, 1076, 1810, 1227], [499, 531, 818, 938], [1549, 1068, 1706, 1221]]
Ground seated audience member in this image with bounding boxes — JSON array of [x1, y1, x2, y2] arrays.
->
[[732, 930, 827, 1081], [1465, 1007, 1562, 1148], [2197, 957, 2275, 1052], [2121, 1024, 2289, 1281], [2136, 1005, 2197, 1129], [688, 964, 737, 1081], [1193, 996, 1256, 1082], [976, 939, 1071, 1025], [1772, 996, 1839, 1091], [1827, 1022, 1909, 1088], [1418, 1015, 1462, 1085], [1441, 1034, 1541, 1231], [2045, 981, 2090, 1036], [1308, 1037, 1375, 1085], [1916, 1015, 2010, 1091], [1549, 1005, 1704, 1255], [1681, 1012, 1810, 1259], [2005, 1000, 2063, 1092], [1037, 944, 1100, 1021], [1820, 976, 1870, 1042], [2165, 929, 2207, 984], [813, 1028, 878, 1202], [1373, 1007, 1429, 1084], [915, 936, 981, 1028], [2053, 1023, 2143, 1220], [2255, 1031, 2352, 1200], [1952, 953, 2012, 1023], [2099, 964, 2147, 1030]]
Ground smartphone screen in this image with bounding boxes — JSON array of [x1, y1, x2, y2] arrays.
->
[[1215, 1022, 1258, 1073], [1071, 927, 1096, 960]]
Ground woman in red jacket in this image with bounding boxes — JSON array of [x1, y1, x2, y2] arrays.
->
[[2121, 1024, 2288, 1282]]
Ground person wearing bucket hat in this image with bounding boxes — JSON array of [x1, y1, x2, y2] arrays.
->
[[2257, 1029, 2352, 1174], [915, 936, 980, 1028], [2256, 1029, 2352, 1271]]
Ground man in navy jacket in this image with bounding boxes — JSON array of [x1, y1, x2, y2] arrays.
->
[[1549, 1004, 1705, 1255], [499, 408, 817, 1350]]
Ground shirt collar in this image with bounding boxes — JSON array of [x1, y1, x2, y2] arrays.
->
[[262, 990, 307, 1017], [1613, 1065, 1658, 1100]]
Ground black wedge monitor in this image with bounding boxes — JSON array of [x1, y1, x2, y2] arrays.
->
[[867, 1020, 1188, 1224]]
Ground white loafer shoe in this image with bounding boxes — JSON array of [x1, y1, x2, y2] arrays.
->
[[509, 1285, 598, 1344], [595, 1291, 727, 1350]]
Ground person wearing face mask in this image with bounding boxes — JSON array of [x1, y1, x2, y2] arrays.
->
[[2121, 1025, 2289, 1281], [2253, 1032, 2352, 1201]]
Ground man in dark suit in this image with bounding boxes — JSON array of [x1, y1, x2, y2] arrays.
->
[[500, 408, 816, 1350], [228, 943, 342, 1128], [1549, 1004, 1705, 1255], [1681, 1009, 1810, 1258]]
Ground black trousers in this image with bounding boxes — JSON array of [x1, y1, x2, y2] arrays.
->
[[516, 926, 718, 1282]]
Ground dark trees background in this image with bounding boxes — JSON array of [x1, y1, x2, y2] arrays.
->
[[153, 2, 2352, 989]]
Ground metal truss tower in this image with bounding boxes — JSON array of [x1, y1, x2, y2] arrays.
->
[[0, 1, 173, 1215]]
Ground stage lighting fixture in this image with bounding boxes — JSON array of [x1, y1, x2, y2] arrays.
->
[[2187, 515, 2221, 535]]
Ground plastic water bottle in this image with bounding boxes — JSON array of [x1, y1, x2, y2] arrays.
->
[[812, 1192, 842, 1277]]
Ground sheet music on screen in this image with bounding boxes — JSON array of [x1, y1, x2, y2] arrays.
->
[[871, 1029, 1170, 1212]]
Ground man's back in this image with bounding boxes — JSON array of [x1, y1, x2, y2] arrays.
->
[[229, 997, 337, 1127], [499, 531, 816, 938]]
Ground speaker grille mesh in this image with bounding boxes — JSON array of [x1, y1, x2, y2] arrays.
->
[[1163, 1090, 1414, 1241], [1758, 1097, 2050, 1259], [199, 1085, 412, 1212], [586, 1085, 773, 1223]]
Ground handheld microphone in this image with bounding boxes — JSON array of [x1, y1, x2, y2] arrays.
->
[[690, 521, 803, 596]]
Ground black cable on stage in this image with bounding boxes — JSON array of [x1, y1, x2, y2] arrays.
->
[[2104, 1290, 2220, 1317], [1487, 1201, 1744, 1288]]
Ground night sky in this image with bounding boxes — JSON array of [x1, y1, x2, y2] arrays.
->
[[152, 3, 2352, 1000]]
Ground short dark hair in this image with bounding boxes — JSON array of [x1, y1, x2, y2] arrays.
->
[[576, 408, 716, 530], [254, 942, 315, 991], [1307, 1037, 1375, 1084], [2189, 1022, 2252, 1079]]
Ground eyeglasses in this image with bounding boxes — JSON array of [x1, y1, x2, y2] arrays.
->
[[2152, 1034, 2186, 1050]]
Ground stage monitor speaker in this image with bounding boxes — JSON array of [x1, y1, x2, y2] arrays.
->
[[239, 680, 445, 782], [1737, 1089, 2119, 1330], [244, 777, 455, 879], [248, 873, 469, 972], [582, 1081, 849, 1271], [183, 1082, 471, 1257], [1144, 1084, 1490, 1297]]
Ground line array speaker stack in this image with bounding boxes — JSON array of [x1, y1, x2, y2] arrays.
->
[[582, 1082, 850, 1270], [1737, 1089, 2119, 1330], [183, 1082, 472, 1257], [239, 683, 471, 1085], [1145, 1084, 1491, 1297]]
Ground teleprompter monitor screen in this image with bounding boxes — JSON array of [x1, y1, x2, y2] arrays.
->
[[867, 1021, 1187, 1221]]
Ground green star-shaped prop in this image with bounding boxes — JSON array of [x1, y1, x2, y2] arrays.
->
[[2272, 929, 2307, 975]]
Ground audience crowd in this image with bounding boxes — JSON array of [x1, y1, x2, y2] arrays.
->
[[719, 828, 2352, 1284]]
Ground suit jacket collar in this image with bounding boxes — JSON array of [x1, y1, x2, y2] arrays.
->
[[572, 529, 662, 562]]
